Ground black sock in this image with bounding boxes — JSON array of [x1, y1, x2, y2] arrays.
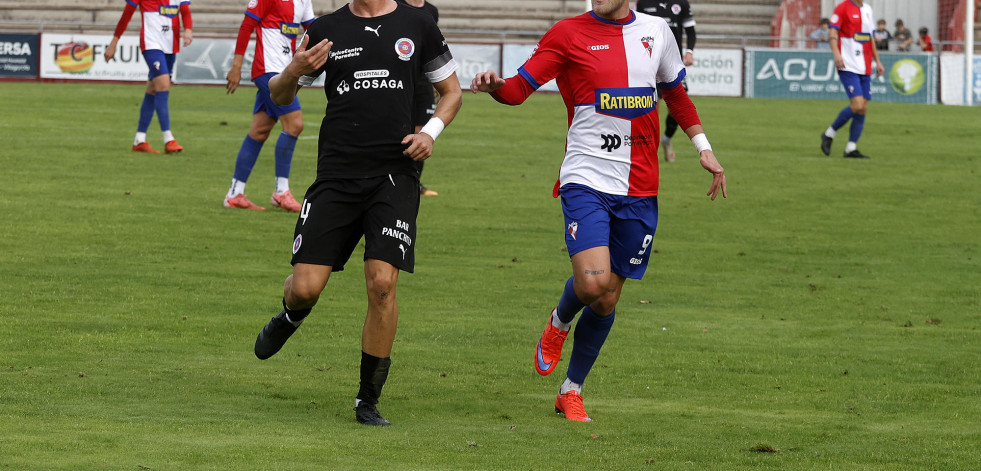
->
[[282, 298, 311, 323], [356, 351, 392, 405], [665, 113, 679, 138]]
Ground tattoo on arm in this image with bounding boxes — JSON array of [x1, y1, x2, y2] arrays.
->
[[584, 269, 605, 275]]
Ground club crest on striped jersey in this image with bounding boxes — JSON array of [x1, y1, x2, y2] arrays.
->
[[594, 87, 656, 120], [641, 36, 656, 57]]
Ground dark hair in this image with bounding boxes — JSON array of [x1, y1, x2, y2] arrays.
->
[[919, 27, 929, 35], [819, 18, 829, 26], [895, 19, 904, 27], [877, 19, 886, 25]]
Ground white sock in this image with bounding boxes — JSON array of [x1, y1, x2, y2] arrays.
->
[[162, 130, 175, 143], [661, 135, 671, 147], [275, 177, 290, 194], [227, 179, 246, 198], [845, 141, 857, 153], [560, 378, 582, 395], [825, 127, 836, 138], [550, 309, 572, 331], [134, 132, 147, 145]]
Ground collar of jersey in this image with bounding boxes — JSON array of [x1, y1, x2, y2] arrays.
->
[[589, 10, 636, 26]]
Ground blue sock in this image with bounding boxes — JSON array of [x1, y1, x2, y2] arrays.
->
[[274, 132, 298, 179], [154, 91, 171, 132], [566, 306, 615, 385], [138, 93, 155, 133], [555, 276, 586, 324], [233, 135, 264, 182], [848, 113, 866, 144], [831, 106, 854, 131]]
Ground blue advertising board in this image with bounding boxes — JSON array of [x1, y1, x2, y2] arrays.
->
[[745, 48, 937, 104], [0, 33, 39, 78]]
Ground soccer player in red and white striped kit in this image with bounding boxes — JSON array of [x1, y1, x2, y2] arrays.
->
[[223, 0, 316, 211], [106, 0, 193, 154], [471, 0, 726, 422]]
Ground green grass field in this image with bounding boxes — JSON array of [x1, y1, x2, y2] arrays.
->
[[0, 81, 979, 470]]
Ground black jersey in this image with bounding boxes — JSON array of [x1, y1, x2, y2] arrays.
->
[[397, 0, 438, 23], [636, 0, 695, 53], [300, 4, 456, 180]]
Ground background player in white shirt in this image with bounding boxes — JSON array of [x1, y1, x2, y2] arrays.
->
[[106, 0, 193, 154]]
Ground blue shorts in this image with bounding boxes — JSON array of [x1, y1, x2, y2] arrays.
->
[[253, 72, 301, 119], [143, 50, 175, 80], [559, 184, 658, 280], [839, 71, 872, 100]]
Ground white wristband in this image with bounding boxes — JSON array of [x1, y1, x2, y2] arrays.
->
[[691, 133, 712, 153], [419, 117, 445, 141]]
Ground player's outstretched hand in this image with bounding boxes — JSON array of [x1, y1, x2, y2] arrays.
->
[[699, 150, 727, 200], [286, 35, 332, 78], [470, 70, 505, 94], [183, 29, 193, 47], [226, 67, 241, 94], [402, 133, 434, 161]]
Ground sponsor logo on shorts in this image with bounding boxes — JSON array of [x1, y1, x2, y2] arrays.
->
[[567, 221, 578, 240], [590, 44, 609, 51], [382, 219, 413, 246], [395, 38, 414, 61], [292, 234, 302, 254]]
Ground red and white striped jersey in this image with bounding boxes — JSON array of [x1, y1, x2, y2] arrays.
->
[[830, 0, 874, 75], [126, 0, 190, 53], [515, 11, 685, 197], [244, 0, 315, 77]]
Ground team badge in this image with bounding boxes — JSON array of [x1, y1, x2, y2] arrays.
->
[[292, 234, 302, 254], [395, 38, 415, 61], [153, 61, 161, 71], [248, 0, 258, 7], [671, 4, 682, 15], [568, 222, 578, 240], [641, 36, 655, 57]]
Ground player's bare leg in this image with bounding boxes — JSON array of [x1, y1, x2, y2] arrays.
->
[[254, 263, 331, 359], [356, 258, 400, 426]]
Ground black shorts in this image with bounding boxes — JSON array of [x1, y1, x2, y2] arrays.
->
[[290, 174, 420, 273], [412, 80, 436, 127]]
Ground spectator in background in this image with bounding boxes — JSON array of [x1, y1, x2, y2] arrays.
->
[[810, 18, 830, 49], [873, 19, 891, 51], [894, 19, 913, 52], [917, 27, 935, 52]]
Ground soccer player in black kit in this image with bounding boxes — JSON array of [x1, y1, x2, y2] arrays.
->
[[252, 0, 461, 426], [636, 0, 696, 162]]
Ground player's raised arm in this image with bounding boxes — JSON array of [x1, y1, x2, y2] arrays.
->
[[269, 35, 332, 105]]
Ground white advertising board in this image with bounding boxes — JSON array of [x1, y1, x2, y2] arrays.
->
[[40, 33, 147, 81], [685, 48, 743, 97]]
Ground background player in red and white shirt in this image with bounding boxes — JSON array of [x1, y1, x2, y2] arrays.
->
[[223, 0, 316, 211], [820, 0, 884, 159], [106, 0, 193, 154], [471, 0, 725, 422]]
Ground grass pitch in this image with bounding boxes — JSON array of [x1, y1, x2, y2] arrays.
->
[[0, 81, 979, 470]]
